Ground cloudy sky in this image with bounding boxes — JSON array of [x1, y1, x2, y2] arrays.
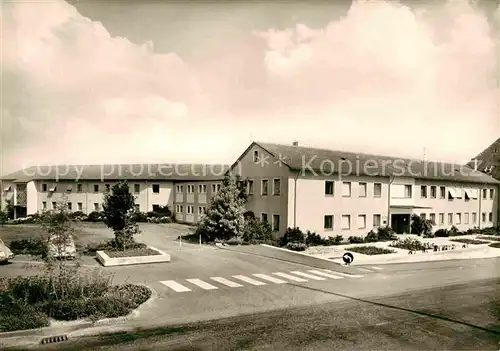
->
[[1, 0, 500, 175]]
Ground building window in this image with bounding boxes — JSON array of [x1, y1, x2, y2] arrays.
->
[[176, 205, 183, 213], [374, 183, 382, 197], [273, 178, 281, 196], [42, 184, 47, 192], [52, 202, 57, 210], [187, 185, 195, 193], [439, 213, 444, 225], [261, 179, 269, 196], [341, 215, 351, 230], [198, 184, 207, 193], [342, 182, 351, 197], [404, 185, 412, 198], [464, 190, 470, 202], [430, 186, 436, 199], [324, 215, 333, 230], [464, 213, 469, 224], [261, 213, 268, 223], [373, 214, 381, 227], [105, 184, 110, 192], [490, 189, 495, 199], [440, 186, 446, 199], [42, 201, 47, 210], [489, 212, 493, 222], [152, 184, 160, 193], [212, 184, 221, 193], [358, 183, 367, 197], [94, 184, 99, 193], [429, 213, 436, 224], [247, 180, 254, 195], [456, 213, 461, 224], [78, 202, 83, 211], [483, 189, 487, 199], [152, 204, 160, 212], [66, 184, 72, 192], [49, 185, 57, 192], [67, 203, 72, 211], [420, 213, 426, 220], [186, 205, 194, 214], [472, 212, 477, 224], [134, 184, 140, 193], [420, 185, 427, 198], [448, 213, 453, 225], [325, 181, 334, 196], [272, 214, 280, 232], [482, 212, 487, 223], [200, 206, 207, 215], [357, 214, 366, 229], [253, 150, 259, 163], [176, 185, 183, 193], [94, 203, 99, 211], [77, 184, 83, 193]]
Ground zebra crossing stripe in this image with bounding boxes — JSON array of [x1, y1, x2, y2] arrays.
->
[[290, 271, 326, 281], [371, 266, 383, 270], [322, 270, 364, 278], [210, 277, 243, 288], [308, 270, 343, 279], [160, 280, 192, 292], [357, 268, 374, 273], [273, 272, 307, 282], [232, 275, 267, 286], [186, 278, 218, 290], [252, 273, 287, 284]]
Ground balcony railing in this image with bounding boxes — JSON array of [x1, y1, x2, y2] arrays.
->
[[15, 184, 27, 206]]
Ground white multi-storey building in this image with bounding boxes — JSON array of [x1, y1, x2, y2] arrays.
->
[[0, 164, 229, 224]]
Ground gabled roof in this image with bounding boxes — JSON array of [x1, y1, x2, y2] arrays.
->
[[253, 141, 499, 184], [467, 137, 500, 181], [1, 164, 230, 182]]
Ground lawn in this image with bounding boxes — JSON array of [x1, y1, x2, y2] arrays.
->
[[489, 242, 500, 249], [450, 238, 490, 245], [346, 246, 396, 255], [476, 235, 500, 242]]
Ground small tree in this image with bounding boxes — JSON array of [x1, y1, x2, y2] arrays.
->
[[197, 173, 246, 241], [102, 181, 140, 250]]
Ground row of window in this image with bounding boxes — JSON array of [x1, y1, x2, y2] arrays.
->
[[421, 212, 494, 225], [41, 183, 158, 194], [260, 213, 280, 231], [323, 214, 381, 230], [322, 181, 496, 201], [175, 184, 221, 194], [246, 179, 281, 196], [42, 201, 100, 212], [324, 181, 382, 197], [175, 205, 207, 215]]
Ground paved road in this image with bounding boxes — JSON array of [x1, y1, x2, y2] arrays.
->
[[34, 277, 500, 350]]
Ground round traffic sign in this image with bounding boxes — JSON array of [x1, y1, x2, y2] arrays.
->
[[343, 252, 354, 264]]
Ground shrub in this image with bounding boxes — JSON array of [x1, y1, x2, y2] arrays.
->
[[9, 238, 48, 256], [243, 211, 255, 221], [147, 216, 172, 224], [242, 218, 273, 244], [363, 231, 379, 243], [285, 242, 308, 251], [390, 238, 426, 251], [70, 211, 87, 222], [80, 240, 147, 256], [348, 236, 364, 244], [86, 211, 103, 222], [278, 227, 306, 247], [376, 226, 397, 241], [305, 231, 324, 246], [434, 229, 449, 237], [481, 227, 500, 236], [0, 295, 50, 332], [347, 246, 396, 255], [449, 225, 460, 236], [324, 235, 344, 245], [450, 238, 488, 245], [410, 214, 433, 236], [131, 211, 148, 223]]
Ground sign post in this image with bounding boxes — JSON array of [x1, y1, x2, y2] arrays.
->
[[343, 252, 354, 266]]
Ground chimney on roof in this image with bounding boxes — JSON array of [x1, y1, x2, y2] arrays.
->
[[292, 141, 298, 146]]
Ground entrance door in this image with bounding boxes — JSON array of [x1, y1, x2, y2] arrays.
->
[[391, 214, 410, 234]]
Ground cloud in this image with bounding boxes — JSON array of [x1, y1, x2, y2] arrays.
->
[[1, 0, 500, 174]]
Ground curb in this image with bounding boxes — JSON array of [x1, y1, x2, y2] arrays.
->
[[0, 284, 157, 347]]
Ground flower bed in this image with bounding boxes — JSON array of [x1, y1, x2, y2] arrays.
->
[[489, 242, 500, 249], [106, 247, 160, 258], [346, 246, 396, 255], [0, 275, 151, 332], [476, 235, 500, 242], [389, 238, 426, 251], [450, 238, 490, 245]]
